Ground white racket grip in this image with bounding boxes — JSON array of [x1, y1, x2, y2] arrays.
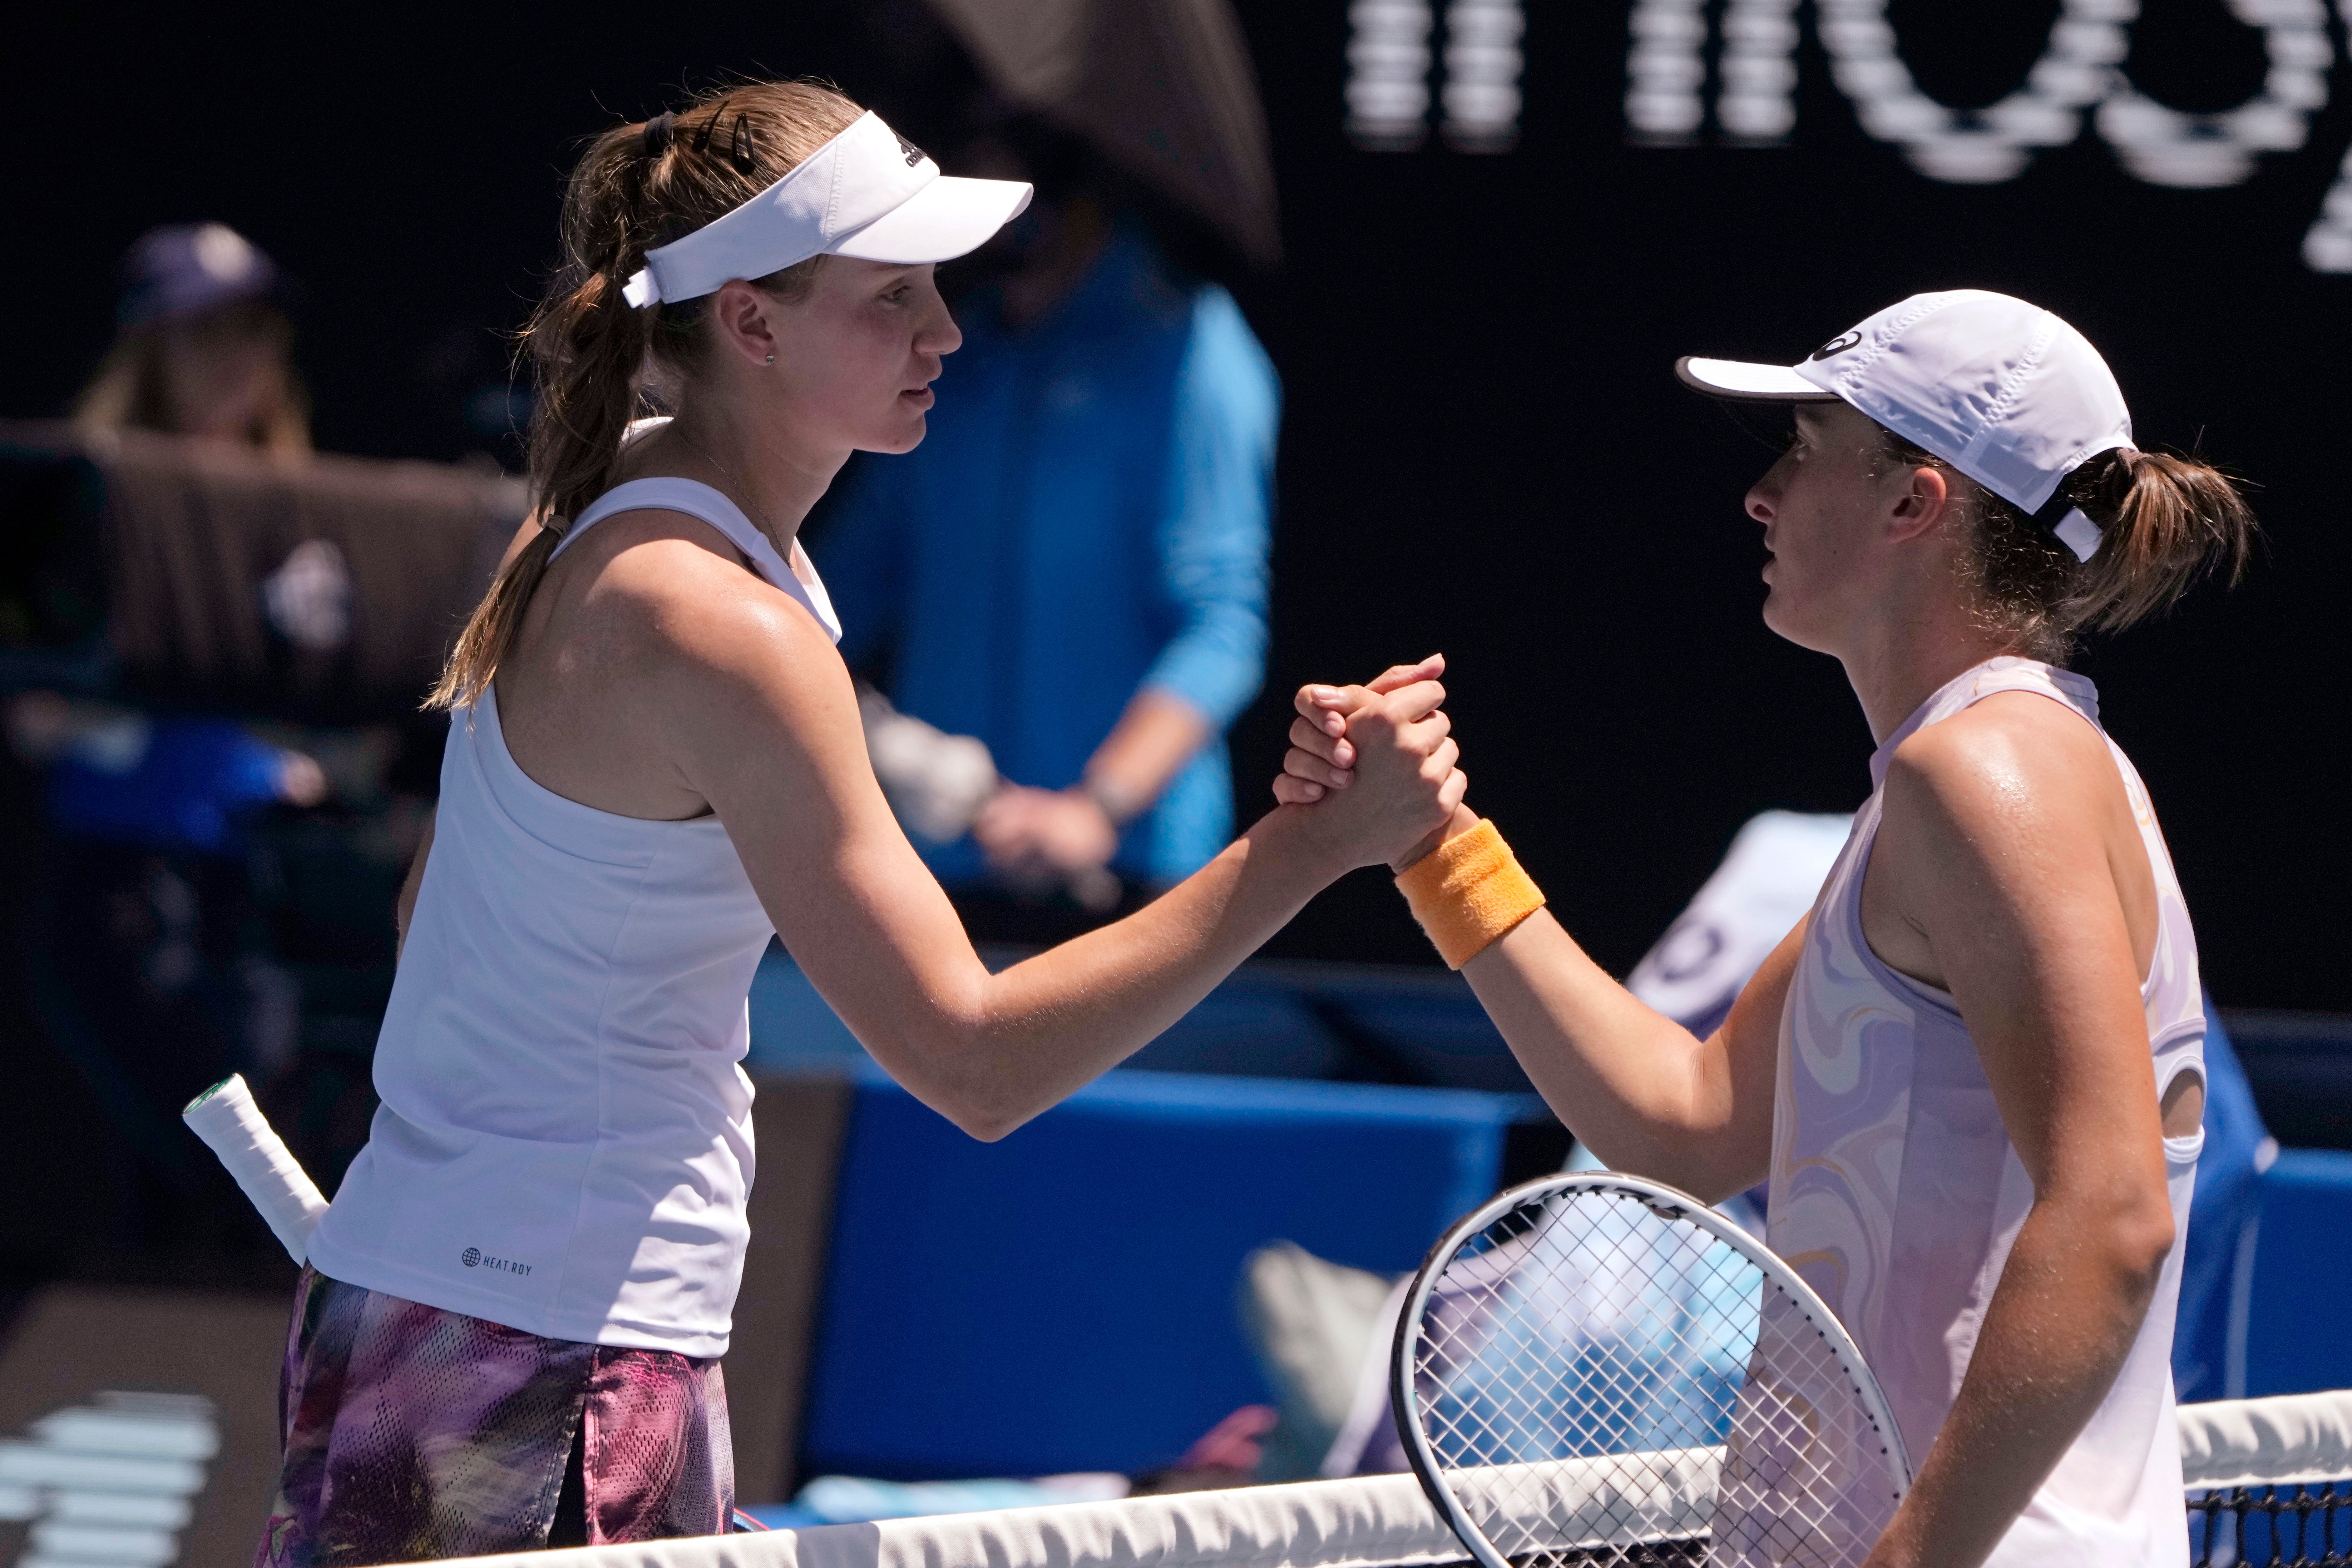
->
[[183, 1074, 329, 1265]]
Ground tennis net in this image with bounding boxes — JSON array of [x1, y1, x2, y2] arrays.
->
[[2183, 1389, 2352, 1567], [409, 1389, 2352, 1568]]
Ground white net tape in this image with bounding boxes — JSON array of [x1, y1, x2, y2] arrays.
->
[[417, 1472, 1461, 1568], [2179, 1390, 2352, 1566], [403, 1394, 2352, 1568], [2181, 1390, 2352, 1492], [391, 1395, 2352, 1568], [366, 1192, 2351, 1568]]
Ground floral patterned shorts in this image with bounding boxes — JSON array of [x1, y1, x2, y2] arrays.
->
[[255, 1268, 734, 1565]]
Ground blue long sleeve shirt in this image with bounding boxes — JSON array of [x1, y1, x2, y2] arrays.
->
[[819, 228, 1279, 887], [48, 715, 288, 855]]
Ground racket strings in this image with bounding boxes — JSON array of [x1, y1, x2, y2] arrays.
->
[[1409, 1188, 1902, 1567], [1419, 1195, 1758, 1451]]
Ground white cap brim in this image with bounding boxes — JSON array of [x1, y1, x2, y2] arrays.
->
[[832, 176, 1034, 265], [1675, 356, 1842, 403]]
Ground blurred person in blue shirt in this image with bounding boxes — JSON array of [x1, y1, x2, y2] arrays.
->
[[818, 126, 1277, 910]]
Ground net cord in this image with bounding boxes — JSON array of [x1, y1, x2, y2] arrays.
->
[[382, 1390, 2352, 1568], [384, 1472, 1467, 1568], [2180, 1388, 2352, 1491]]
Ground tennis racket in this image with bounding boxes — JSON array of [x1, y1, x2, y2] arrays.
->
[[1391, 1171, 1910, 1567]]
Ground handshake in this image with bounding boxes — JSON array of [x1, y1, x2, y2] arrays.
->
[[1269, 652, 1471, 876]]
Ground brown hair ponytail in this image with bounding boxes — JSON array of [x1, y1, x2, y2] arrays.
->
[[427, 80, 865, 710], [1875, 430, 2258, 663], [2061, 446, 2258, 635]]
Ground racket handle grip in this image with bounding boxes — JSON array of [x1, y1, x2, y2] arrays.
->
[[183, 1074, 330, 1265]]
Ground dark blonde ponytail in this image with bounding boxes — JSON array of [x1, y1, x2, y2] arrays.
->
[[427, 80, 865, 710], [1875, 428, 2258, 663], [2061, 446, 2258, 636]]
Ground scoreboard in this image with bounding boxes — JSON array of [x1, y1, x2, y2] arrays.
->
[[1343, 0, 2352, 268]]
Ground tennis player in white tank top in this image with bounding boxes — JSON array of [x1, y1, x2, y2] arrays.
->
[[1277, 292, 2256, 1567], [266, 84, 1465, 1565]]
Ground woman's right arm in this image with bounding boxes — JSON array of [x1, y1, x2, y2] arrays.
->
[[1278, 689, 1785, 1199], [1457, 897, 1792, 1199], [665, 593, 1463, 1141]]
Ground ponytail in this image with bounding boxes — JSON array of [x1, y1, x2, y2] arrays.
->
[[2062, 446, 2258, 636], [426, 126, 655, 713], [426, 526, 560, 711], [425, 258, 649, 711], [425, 79, 864, 712], [1875, 426, 2258, 662]]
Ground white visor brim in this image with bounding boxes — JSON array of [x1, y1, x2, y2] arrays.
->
[[832, 176, 1033, 266], [1675, 356, 1842, 403], [622, 112, 1036, 309]]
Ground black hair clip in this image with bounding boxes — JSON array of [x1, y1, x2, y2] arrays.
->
[[727, 114, 758, 175], [643, 111, 677, 159]]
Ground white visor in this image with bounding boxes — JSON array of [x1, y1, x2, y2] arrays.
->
[[621, 111, 1032, 309]]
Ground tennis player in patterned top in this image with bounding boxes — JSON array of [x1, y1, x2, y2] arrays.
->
[[1278, 292, 2255, 1567], [265, 81, 1465, 1564]]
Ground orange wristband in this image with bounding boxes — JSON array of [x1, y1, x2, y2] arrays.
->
[[1394, 818, 1545, 970]]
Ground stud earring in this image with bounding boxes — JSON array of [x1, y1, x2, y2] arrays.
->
[[764, 353, 775, 364]]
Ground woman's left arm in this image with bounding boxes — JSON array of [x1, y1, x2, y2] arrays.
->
[[1860, 696, 2182, 1568]]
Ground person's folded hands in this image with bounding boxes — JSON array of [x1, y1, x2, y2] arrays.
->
[[973, 784, 1118, 881]]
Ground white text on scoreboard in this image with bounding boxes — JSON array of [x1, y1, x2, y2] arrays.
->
[[1346, 0, 2352, 272]]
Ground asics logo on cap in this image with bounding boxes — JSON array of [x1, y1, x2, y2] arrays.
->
[[895, 134, 924, 168], [1676, 290, 2134, 564]]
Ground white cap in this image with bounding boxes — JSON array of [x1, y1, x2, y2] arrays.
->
[[621, 111, 1032, 309], [1676, 290, 2133, 562]]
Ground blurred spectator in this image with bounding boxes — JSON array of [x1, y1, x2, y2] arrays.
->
[[6, 222, 336, 1266], [73, 222, 310, 457], [9, 693, 326, 851], [819, 128, 1277, 917], [43, 223, 328, 877]]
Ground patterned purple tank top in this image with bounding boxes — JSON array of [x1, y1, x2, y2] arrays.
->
[[1770, 656, 2206, 1565]]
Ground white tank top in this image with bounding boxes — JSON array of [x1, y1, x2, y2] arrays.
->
[[308, 477, 840, 1356], [1771, 656, 2205, 1564]]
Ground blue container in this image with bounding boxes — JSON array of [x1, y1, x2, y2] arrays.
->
[[2243, 1148, 2352, 1398], [798, 1065, 1532, 1479]]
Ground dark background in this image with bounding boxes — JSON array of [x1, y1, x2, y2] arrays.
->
[[4, 1, 2343, 1005]]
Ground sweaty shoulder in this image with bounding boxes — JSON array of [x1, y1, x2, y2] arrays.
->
[[1865, 688, 2145, 987], [578, 508, 839, 685], [1884, 689, 2112, 830], [1892, 686, 2103, 788]]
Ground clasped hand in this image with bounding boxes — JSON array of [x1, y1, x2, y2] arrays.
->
[[1270, 654, 1468, 873]]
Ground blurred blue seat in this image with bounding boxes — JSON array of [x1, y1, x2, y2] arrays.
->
[[746, 948, 869, 1072], [2241, 1147, 2352, 1397], [2172, 1003, 2271, 1403], [796, 1064, 1534, 1480], [747, 945, 1534, 1090]]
